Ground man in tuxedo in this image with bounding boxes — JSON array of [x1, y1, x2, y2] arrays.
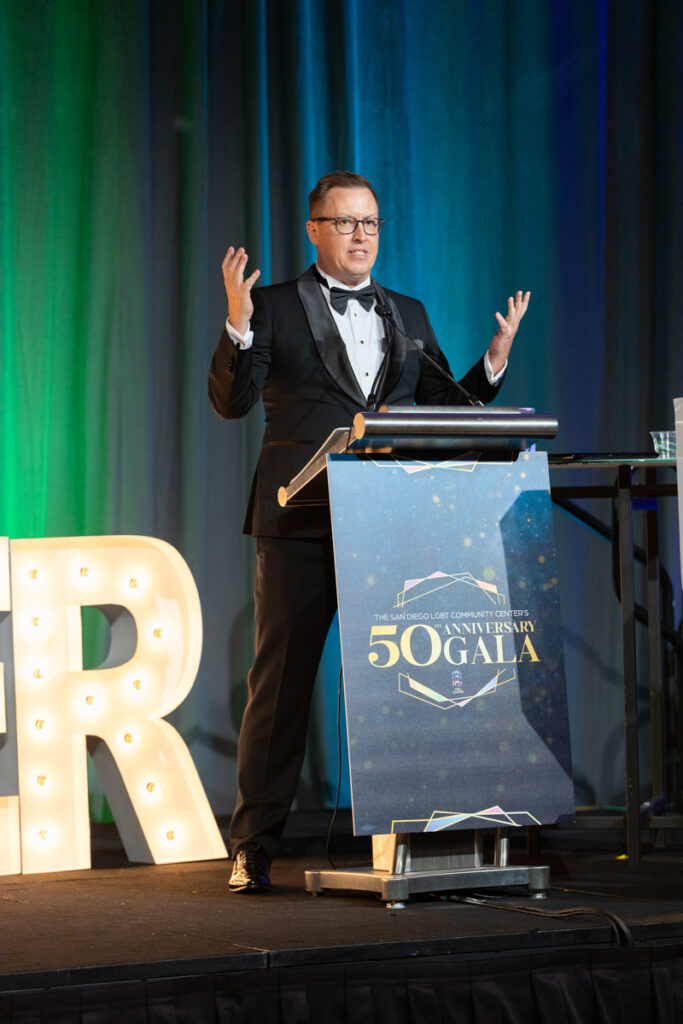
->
[[209, 171, 529, 893]]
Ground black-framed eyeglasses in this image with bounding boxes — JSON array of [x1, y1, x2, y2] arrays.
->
[[311, 216, 386, 235]]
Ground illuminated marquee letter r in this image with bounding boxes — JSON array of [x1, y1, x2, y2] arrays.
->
[[10, 536, 227, 873]]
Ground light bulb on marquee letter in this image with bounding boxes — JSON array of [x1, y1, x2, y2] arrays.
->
[[10, 535, 227, 873]]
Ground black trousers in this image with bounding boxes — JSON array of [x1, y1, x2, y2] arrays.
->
[[229, 534, 339, 860]]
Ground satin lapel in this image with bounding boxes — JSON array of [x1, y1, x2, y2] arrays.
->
[[373, 280, 408, 401], [296, 267, 367, 405]]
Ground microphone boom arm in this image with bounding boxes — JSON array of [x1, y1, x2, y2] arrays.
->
[[375, 304, 484, 407]]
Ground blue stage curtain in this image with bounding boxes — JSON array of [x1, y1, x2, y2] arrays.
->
[[0, 0, 681, 818]]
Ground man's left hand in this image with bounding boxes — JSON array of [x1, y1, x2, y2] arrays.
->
[[487, 291, 530, 375]]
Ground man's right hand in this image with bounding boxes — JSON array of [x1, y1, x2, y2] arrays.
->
[[222, 247, 261, 336]]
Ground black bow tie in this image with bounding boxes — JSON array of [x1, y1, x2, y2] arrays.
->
[[328, 284, 376, 314]]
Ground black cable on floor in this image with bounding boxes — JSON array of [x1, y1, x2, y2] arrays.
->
[[452, 894, 635, 947], [324, 662, 344, 870]]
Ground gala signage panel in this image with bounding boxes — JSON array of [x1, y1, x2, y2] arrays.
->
[[328, 451, 574, 837]]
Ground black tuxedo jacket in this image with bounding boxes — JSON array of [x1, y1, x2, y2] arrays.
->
[[209, 266, 503, 538]]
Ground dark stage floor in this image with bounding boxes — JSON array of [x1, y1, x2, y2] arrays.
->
[[2, 812, 683, 988]]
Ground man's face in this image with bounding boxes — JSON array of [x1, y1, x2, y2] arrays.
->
[[306, 186, 379, 287]]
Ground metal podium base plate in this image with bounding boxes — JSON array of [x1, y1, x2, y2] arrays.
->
[[305, 863, 549, 907]]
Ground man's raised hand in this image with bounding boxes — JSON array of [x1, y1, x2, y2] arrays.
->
[[487, 290, 531, 375], [222, 247, 261, 336]]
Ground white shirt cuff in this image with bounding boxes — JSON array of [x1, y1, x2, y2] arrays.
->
[[226, 318, 254, 349], [484, 352, 506, 385]]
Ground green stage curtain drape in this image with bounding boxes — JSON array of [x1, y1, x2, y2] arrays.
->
[[1, 0, 681, 817]]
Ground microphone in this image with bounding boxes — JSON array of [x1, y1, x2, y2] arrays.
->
[[367, 304, 396, 410], [374, 304, 484, 407]]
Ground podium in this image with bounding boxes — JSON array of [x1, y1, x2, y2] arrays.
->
[[279, 408, 574, 907]]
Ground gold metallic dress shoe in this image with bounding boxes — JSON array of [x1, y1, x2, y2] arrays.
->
[[229, 844, 272, 893]]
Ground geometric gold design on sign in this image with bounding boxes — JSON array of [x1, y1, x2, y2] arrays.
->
[[391, 806, 542, 833], [398, 672, 460, 709], [395, 570, 505, 609], [371, 456, 479, 476], [398, 668, 516, 710]]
